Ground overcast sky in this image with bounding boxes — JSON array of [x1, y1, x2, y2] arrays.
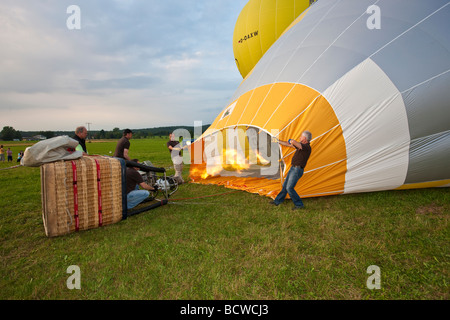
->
[[0, 0, 248, 131]]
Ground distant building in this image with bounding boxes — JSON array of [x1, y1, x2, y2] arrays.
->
[[32, 135, 47, 141]]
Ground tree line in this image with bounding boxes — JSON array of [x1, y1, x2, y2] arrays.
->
[[1, 125, 210, 141]]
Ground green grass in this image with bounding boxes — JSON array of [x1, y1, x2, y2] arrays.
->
[[0, 138, 448, 299]]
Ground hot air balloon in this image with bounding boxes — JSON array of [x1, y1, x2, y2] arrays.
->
[[233, 0, 315, 79], [190, 0, 450, 200]]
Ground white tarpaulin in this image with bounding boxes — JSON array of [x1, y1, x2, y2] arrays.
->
[[22, 136, 82, 167]]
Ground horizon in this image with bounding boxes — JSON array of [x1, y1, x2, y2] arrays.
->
[[13, 123, 212, 133]]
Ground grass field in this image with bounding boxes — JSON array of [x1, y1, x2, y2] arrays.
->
[[0, 138, 448, 300]]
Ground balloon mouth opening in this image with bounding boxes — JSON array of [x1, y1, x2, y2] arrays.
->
[[190, 126, 283, 181]]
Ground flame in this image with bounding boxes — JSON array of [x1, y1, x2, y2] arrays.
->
[[191, 148, 257, 180], [255, 151, 270, 166], [223, 149, 250, 173], [190, 161, 223, 180], [203, 164, 222, 179]]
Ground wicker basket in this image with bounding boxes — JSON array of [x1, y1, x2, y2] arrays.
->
[[40, 156, 126, 237]]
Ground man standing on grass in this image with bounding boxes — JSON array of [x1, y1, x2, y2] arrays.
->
[[114, 129, 133, 160], [271, 130, 312, 210], [126, 159, 156, 209], [167, 133, 185, 184]]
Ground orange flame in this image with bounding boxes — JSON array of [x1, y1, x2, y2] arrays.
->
[[191, 147, 269, 180], [255, 151, 270, 166], [223, 149, 250, 173]]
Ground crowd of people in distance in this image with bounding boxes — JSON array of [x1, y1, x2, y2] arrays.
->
[[0, 145, 23, 163]]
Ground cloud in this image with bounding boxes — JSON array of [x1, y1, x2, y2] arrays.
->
[[80, 74, 159, 90], [0, 0, 247, 131]]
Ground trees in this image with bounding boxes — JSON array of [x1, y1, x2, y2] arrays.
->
[[1, 126, 22, 141], [106, 127, 122, 139], [39, 131, 55, 139]]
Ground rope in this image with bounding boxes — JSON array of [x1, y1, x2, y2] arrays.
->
[[63, 163, 73, 227], [0, 165, 22, 171]]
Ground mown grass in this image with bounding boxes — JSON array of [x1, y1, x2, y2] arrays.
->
[[0, 138, 448, 300]]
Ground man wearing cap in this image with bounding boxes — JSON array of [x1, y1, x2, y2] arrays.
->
[[114, 129, 133, 160], [271, 130, 312, 210]]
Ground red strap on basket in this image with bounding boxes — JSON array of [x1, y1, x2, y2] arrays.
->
[[95, 159, 103, 227], [71, 161, 79, 232]]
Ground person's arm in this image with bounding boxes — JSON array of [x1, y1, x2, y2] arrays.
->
[[168, 142, 188, 151], [123, 148, 131, 161], [139, 181, 155, 191], [278, 140, 296, 148], [289, 140, 303, 150]]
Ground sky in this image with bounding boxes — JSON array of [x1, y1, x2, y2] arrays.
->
[[0, 0, 248, 132]]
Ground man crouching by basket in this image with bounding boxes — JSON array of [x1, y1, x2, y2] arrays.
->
[[126, 159, 156, 209]]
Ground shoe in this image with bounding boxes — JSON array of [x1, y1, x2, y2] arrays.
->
[[293, 206, 305, 210], [270, 201, 279, 206]]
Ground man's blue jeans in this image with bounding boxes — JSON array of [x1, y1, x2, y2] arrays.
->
[[274, 166, 305, 207], [127, 185, 149, 210]]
